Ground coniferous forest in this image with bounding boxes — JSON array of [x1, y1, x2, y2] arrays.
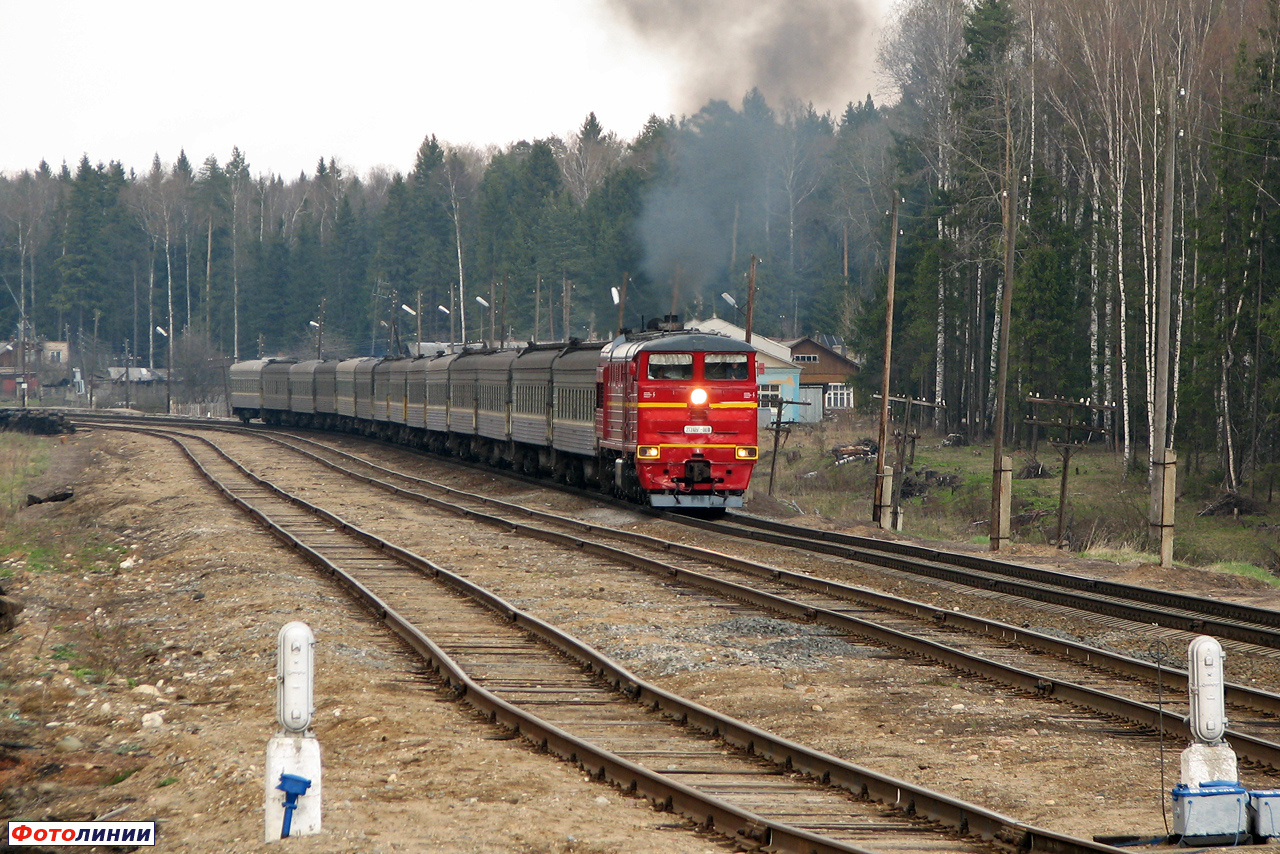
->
[[5, 0, 1280, 493]]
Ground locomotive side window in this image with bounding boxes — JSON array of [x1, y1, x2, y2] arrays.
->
[[647, 353, 693, 380], [704, 353, 749, 380]]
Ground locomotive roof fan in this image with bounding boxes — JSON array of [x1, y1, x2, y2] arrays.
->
[[646, 315, 684, 331]]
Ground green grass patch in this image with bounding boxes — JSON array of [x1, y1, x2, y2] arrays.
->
[[50, 643, 77, 661], [1209, 561, 1280, 585], [155, 777, 178, 788], [106, 767, 141, 785]]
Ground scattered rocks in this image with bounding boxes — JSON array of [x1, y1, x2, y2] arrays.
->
[[54, 735, 85, 753], [0, 584, 24, 633], [141, 711, 165, 729]]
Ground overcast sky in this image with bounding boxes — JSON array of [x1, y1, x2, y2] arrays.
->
[[2, 0, 891, 179]]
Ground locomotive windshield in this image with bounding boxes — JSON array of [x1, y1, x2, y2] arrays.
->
[[703, 353, 750, 380], [647, 353, 693, 380]]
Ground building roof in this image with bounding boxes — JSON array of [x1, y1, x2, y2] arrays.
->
[[686, 318, 793, 363], [781, 336, 862, 371], [107, 367, 163, 383]]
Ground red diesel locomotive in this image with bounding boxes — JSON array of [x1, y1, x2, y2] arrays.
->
[[230, 325, 760, 510], [598, 330, 759, 508]]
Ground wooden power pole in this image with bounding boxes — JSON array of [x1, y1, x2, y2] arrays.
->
[[989, 108, 1019, 553], [874, 195, 900, 527], [1150, 81, 1179, 568]]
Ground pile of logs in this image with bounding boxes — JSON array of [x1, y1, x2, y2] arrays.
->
[[0, 409, 76, 435], [1197, 492, 1263, 517], [831, 438, 878, 465]]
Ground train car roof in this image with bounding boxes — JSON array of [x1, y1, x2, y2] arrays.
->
[[604, 331, 755, 359]]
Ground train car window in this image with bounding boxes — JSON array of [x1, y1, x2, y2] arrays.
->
[[704, 353, 750, 380], [647, 353, 693, 380]]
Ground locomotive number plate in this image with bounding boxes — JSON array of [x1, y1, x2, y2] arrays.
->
[[684, 425, 713, 434]]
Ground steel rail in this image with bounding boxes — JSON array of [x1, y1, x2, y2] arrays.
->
[[717, 512, 1280, 634], [97, 421, 1130, 854], [85, 418, 1280, 768], [66, 414, 1280, 649], [200, 426, 1280, 752]]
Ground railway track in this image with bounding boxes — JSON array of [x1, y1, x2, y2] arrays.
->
[[70, 413, 1280, 655], [91, 421, 1129, 854], [78, 417, 1280, 776], [189, 424, 1280, 776], [75, 417, 1280, 753]]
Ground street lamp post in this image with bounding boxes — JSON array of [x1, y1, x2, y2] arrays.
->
[[476, 296, 490, 345], [721, 292, 744, 322], [309, 321, 321, 360], [155, 325, 171, 414], [437, 305, 451, 351], [401, 302, 418, 356]]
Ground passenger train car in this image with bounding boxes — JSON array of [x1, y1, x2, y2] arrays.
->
[[229, 327, 759, 509]]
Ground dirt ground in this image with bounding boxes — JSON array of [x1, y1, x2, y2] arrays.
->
[[0, 432, 738, 854], [3, 429, 1280, 853]]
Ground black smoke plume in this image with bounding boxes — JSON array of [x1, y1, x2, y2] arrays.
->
[[605, 0, 872, 113]]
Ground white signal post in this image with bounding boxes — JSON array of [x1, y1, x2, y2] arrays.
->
[[1171, 635, 1246, 843], [264, 622, 321, 841]]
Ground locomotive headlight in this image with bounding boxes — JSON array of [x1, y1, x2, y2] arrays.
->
[[637, 445, 661, 459], [690, 388, 708, 405], [735, 446, 759, 460]]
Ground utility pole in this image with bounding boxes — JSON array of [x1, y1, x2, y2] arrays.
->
[[562, 274, 571, 338], [124, 340, 132, 411], [874, 196, 900, 527], [745, 255, 758, 344], [390, 291, 401, 356], [616, 272, 629, 336], [1150, 81, 1179, 568], [17, 257, 27, 406], [489, 282, 497, 346], [500, 275, 508, 348], [316, 298, 325, 360], [989, 109, 1019, 553]]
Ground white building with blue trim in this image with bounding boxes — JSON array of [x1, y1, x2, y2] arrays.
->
[[687, 318, 803, 425]]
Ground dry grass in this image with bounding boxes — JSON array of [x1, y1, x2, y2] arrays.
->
[[0, 433, 47, 516], [757, 410, 1278, 571]]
